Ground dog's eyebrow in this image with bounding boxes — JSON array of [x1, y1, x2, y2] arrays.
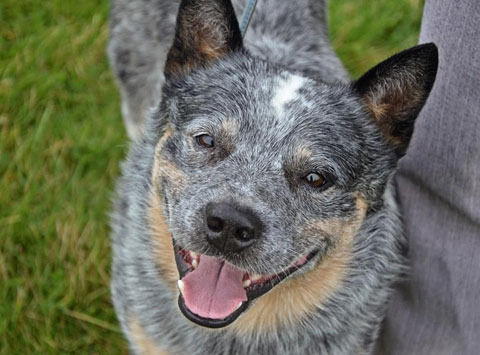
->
[[219, 118, 238, 136], [184, 116, 238, 136], [283, 144, 314, 170]]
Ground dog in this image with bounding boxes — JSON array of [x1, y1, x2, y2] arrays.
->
[[108, 0, 438, 353]]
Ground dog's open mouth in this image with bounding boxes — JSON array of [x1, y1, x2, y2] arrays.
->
[[173, 244, 318, 328]]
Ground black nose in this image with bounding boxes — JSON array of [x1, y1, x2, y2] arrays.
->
[[205, 202, 262, 253]]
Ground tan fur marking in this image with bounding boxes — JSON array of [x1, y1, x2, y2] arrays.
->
[[152, 128, 174, 186], [365, 97, 405, 147], [366, 98, 388, 122], [165, 15, 231, 76], [364, 87, 425, 148], [197, 38, 226, 61], [150, 128, 182, 289], [296, 145, 313, 160], [152, 128, 185, 193], [231, 196, 368, 335], [219, 118, 238, 152], [148, 192, 178, 289], [129, 316, 169, 355], [221, 118, 238, 136]]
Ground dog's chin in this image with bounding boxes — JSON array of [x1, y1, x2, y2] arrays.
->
[[173, 242, 320, 328]]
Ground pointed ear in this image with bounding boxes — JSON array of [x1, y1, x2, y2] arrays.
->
[[353, 43, 438, 155], [164, 0, 243, 78]]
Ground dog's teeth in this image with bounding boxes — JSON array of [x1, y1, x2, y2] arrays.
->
[[242, 279, 251, 288], [190, 251, 198, 259], [177, 280, 184, 294], [236, 302, 242, 310], [192, 259, 198, 269], [250, 274, 262, 282]]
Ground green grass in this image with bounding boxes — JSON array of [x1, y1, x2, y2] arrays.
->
[[0, 0, 423, 353], [330, 0, 424, 76]]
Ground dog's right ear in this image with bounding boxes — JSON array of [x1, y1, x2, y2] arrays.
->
[[164, 0, 243, 78]]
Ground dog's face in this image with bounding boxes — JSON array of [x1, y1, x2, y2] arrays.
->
[[149, 0, 437, 329]]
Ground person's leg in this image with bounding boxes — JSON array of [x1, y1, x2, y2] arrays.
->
[[377, 1, 480, 354]]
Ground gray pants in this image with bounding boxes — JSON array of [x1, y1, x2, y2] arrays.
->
[[377, 1, 480, 354]]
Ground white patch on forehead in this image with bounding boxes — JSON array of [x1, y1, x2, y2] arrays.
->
[[271, 74, 307, 117]]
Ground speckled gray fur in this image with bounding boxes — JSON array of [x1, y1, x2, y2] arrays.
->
[[108, 1, 437, 354]]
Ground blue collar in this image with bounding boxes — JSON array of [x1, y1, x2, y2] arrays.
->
[[239, 0, 258, 37]]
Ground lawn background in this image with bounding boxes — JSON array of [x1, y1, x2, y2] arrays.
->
[[0, 0, 423, 353]]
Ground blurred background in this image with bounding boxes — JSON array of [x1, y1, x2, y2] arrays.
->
[[0, 0, 424, 353]]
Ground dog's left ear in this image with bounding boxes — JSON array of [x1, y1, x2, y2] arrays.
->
[[164, 0, 243, 78], [354, 43, 438, 155]]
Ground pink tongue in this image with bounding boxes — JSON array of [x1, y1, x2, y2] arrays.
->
[[182, 255, 247, 319]]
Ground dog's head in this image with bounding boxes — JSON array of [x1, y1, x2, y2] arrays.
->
[[149, 0, 438, 329]]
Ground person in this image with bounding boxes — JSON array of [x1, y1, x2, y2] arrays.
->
[[377, 1, 480, 354]]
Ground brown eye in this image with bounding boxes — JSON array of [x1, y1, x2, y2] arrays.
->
[[304, 172, 327, 188], [195, 134, 215, 148]]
